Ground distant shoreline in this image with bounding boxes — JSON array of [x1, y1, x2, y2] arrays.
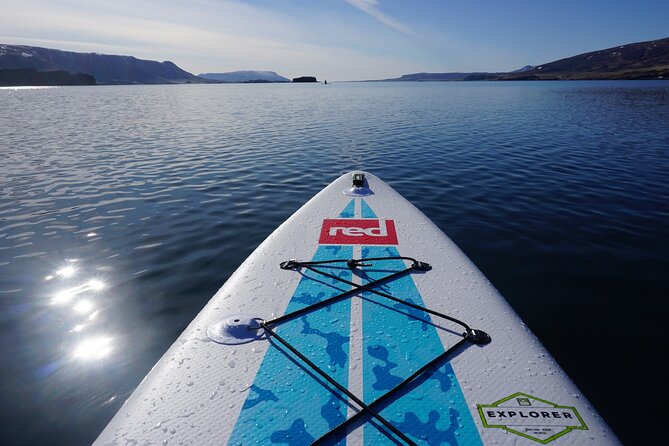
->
[[2, 36, 667, 86]]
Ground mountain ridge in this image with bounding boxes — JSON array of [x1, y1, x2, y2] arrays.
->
[[377, 72, 501, 82], [368, 37, 668, 82], [499, 37, 669, 80], [0, 44, 206, 85]]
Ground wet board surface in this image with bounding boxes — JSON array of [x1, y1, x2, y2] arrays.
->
[[95, 172, 620, 445]]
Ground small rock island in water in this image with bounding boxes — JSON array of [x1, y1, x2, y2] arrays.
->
[[292, 76, 318, 83]]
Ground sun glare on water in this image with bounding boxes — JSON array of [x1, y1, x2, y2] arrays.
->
[[87, 279, 105, 291], [51, 278, 106, 305], [73, 299, 95, 315], [42, 261, 117, 362], [73, 336, 113, 361], [56, 265, 76, 278]]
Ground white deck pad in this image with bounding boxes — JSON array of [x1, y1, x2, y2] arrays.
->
[[95, 172, 620, 445]]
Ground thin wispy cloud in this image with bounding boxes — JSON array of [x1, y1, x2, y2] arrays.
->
[[345, 0, 414, 35], [0, 0, 422, 80]]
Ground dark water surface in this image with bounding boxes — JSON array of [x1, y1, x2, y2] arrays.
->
[[1, 81, 667, 445]]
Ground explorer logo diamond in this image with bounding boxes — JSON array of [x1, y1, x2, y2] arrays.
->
[[477, 392, 588, 444]]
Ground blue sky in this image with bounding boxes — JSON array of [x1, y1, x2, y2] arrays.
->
[[1, 0, 667, 80]]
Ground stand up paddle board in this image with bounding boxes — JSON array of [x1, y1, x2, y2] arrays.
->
[[95, 172, 619, 445]]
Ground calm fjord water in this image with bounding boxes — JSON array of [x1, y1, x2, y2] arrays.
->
[[1, 81, 667, 445]]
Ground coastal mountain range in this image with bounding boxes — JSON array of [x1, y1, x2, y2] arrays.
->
[[0, 44, 204, 85], [382, 72, 499, 82], [376, 37, 668, 82], [1, 37, 667, 86], [499, 37, 669, 80]]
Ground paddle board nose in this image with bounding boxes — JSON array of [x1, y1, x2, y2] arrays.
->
[[94, 171, 620, 446]]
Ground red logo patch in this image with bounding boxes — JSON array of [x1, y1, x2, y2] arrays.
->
[[319, 219, 398, 245]]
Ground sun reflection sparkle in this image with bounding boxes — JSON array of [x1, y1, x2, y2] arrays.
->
[[51, 278, 107, 304], [52, 289, 76, 304], [45, 262, 118, 364], [56, 265, 76, 277], [87, 279, 105, 291], [73, 336, 113, 361], [73, 300, 95, 314]]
